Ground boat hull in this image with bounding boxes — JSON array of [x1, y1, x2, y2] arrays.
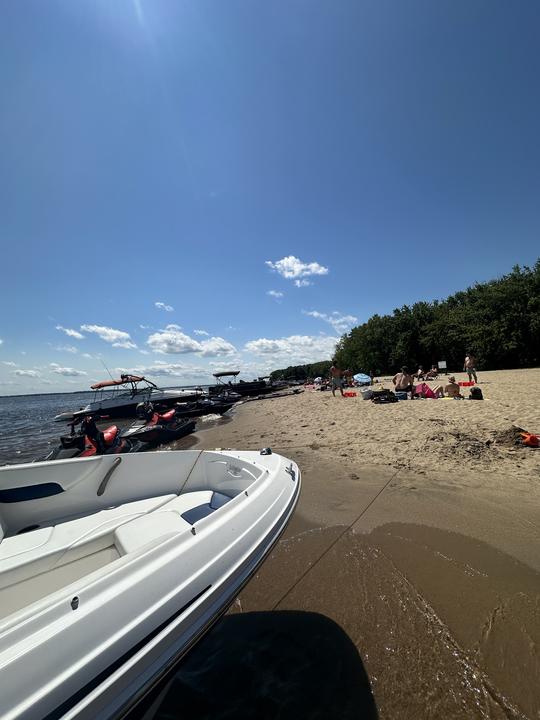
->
[[0, 451, 301, 720], [73, 392, 203, 420]]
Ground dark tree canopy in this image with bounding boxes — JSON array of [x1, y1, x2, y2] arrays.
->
[[270, 261, 540, 378], [270, 361, 332, 382]]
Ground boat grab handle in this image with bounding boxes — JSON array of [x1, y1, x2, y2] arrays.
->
[[97, 456, 122, 496]]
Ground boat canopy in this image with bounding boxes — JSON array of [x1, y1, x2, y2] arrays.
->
[[90, 375, 147, 390], [212, 371, 240, 378]]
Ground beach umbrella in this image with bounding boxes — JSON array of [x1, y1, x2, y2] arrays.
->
[[353, 373, 371, 385]]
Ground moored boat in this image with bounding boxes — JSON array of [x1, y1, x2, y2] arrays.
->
[[53, 375, 203, 421], [208, 371, 273, 398], [0, 449, 300, 719]]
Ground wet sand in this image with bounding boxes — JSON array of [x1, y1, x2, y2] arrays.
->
[[176, 369, 540, 720]]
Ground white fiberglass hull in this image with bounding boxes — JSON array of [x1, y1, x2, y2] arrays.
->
[[0, 450, 300, 720]]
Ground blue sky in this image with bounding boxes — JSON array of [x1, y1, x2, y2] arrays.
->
[[1, 0, 539, 393]]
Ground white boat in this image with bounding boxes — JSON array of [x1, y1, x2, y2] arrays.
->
[[0, 449, 300, 719], [53, 375, 203, 421]]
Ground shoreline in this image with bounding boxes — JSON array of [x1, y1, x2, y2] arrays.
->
[[184, 368, 540, 718]]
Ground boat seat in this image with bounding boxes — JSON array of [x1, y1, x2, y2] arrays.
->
[[0, 494, 176, 590], [114, 491, 234, 555], [159, 490, 234, 525]]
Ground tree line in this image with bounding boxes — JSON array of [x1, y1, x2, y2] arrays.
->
[[270, 360, 332, 382], [270, 261, 540, 379]]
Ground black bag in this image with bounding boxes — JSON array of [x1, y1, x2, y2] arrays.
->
[[371, 389, 398, 404], [469, 386, 483, 400]]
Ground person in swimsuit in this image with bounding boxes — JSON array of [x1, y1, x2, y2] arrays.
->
[[329, 361, 344, 397], [392, 366, 414, 394], [464, 353, 478, 383], [443, 376, 463, 398]]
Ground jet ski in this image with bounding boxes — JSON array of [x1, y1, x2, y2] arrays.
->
[[173, 397, 236, 418], [121, 403, 196, 446], [45, 422, 144, 461]]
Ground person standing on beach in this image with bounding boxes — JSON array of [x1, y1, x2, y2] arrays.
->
[[464, 353, 478, 383], [329, 361, 344, 397]]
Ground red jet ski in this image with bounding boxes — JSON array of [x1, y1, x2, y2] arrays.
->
[[46, 420, 145, 461], [121, 403, 196, 446]]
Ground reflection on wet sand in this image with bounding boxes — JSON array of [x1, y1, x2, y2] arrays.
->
[[136, 611, 377, 720], [239, 524, 537, 720]]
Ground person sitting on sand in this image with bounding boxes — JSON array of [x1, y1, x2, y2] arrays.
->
[[425, 365, 438, 379], [392, 366, 415, 394], [329, 361, 344, 397], [414, 366, 425, 380], [443, 376, 463, 399]]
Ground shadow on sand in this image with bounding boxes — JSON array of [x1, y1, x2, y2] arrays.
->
[[134, 610, 378, 720]]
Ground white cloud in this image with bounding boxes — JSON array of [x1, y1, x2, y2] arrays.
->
[[193, 329, 210, 336], [244, 334, 339, 365], [265, 256, 328, 285], [155, 302, 174, 312], [81, 324, 137, 349], [50, 363, 88, 377], [2, 361, 18, 367], [147, 326, 237, 357], [0, 339, 3, 345], [267, 290, 284, 300], [81, 353, 94, 359], [118, 362, 209, 380], [147, 325, 201, 354], [112, 340, 138, 349], [303, 310, 358, 334], [55, 344, 78, 354], [13, 369, 41, 378], [199, 337, 237, 357], [56, 325, 85, 340]]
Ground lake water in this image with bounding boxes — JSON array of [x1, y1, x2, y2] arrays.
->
[[0, 387, 213, 465]]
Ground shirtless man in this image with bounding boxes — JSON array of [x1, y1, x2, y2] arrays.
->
[[329, 361, 344, 397], [443, 376, 463, 398], [392, 366, 415, 394], [464, 353, 478, 383]]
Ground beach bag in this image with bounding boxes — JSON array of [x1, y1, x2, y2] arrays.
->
[[395, 391, 408, 401], [371, 389, 398, 404], [469, 387, 483, 400]]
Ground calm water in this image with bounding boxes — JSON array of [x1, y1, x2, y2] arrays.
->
[[0, 387, 214, 465], [0, 392, 94, 465]]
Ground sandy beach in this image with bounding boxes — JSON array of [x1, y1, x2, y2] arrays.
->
[[175, 368, 540, 719]]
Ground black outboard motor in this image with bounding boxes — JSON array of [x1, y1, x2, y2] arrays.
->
[[136, 401, 154, 419]]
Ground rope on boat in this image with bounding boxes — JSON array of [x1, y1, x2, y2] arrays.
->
[[178, 450, 204, 495]]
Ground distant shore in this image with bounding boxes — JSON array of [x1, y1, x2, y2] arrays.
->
[[187, 368, 540, 719]]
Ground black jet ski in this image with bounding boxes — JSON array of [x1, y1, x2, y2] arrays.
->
[[121, 403, 196, 446], [173, 397, 236, 418]]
